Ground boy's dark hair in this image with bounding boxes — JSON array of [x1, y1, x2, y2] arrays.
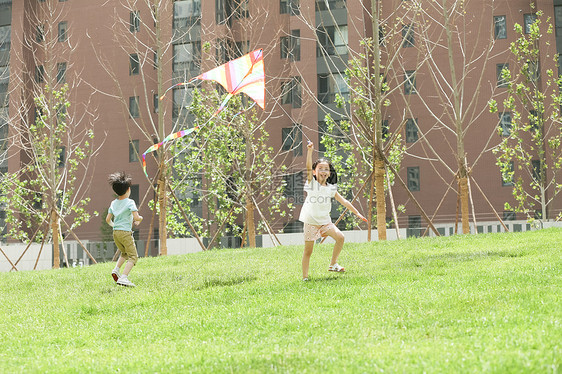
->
[[108, 171, 132, 196], [312, 158, 338, 184]]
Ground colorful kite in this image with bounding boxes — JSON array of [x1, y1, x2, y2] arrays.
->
[[142, 49, 265, 176]]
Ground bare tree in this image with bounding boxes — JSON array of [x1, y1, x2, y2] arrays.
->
[[0, 1, 99, 267], [412, 0, 509, 234], [296, 0, 429, 240], [93, 0, 175, 254]]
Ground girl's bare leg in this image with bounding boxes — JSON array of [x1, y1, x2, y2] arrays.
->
[[302, 241, 315, 279], [323, 226, 345, 266]]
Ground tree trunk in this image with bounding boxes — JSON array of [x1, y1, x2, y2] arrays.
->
[[246, 194, 256, 248], [158, 175, 168, 255], [51, 210, 60, 269], [458, 174, 470, 234], [368, 169, 374, 241], [375, 157, 387, 240], [245, 137, 256, 248]]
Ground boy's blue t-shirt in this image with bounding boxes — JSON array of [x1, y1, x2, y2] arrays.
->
[[108, 198, 138, 231]]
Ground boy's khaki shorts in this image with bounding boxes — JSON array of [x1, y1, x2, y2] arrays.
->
[[113, 230, 138, 264]]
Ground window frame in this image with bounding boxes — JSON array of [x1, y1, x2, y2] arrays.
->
[[494, 15, 507, 39], [407, 166, 420, 191]]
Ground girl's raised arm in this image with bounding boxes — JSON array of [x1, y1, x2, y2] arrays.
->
[[306, 141, 313, 183]]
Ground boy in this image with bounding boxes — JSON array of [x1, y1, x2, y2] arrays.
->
[[106, 172, 143, 287]]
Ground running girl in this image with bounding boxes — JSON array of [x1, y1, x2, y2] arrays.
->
[[299, 141, 367, 281]]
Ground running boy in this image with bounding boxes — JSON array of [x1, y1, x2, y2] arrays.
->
[[299, 141, 367, 281], [106, 172, 143, 287]]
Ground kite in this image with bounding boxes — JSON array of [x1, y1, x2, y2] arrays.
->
[[142, 49, 265, 176]]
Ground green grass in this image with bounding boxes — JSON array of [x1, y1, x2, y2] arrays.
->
[[1, 229, 561, 373]]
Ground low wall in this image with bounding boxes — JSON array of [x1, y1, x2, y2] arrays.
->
[[0, 243, 52, 272]]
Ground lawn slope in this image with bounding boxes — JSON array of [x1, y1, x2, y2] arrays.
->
[[1, 229, 561, 373]]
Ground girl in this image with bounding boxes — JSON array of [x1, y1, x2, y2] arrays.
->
[[299, 141, 367, 281]]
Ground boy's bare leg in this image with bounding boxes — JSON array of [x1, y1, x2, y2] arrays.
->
[[324, 226, 345, 266], [122, 260, 135, 276], [302, 241, 315, 279], [116, 255, 126, 269]]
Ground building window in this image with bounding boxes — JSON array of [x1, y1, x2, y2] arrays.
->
[[494, 15, 507, 39], [529, 110, 539, 130], [57, 146, 66, 168], [233, 0, 249, 18], [129, 96, 139, 118], [130, 11, 140, 32], [56, 62, 66, 83], [173, 0, 202, 29], [405, 118, 418, 143], [130, 184, 139, 206], [58, 21, 67, 42], [281, 30, 300, 61], [153, 50, 158, 69], [317, 25, 348, 57], [280, 0, 299, 15], [216, 0, 248, 24], [154, 93, 158, 113], [499, 112, 511, 136], [284, 171, 304, 202], [129, 139, 139, 162], [503, 211, 516, 221], [407, 166, 420, 191], [233, 40, 250, 59], [35, 65, 44, 83], [281, 76, 302, 108], [532, 159, 541, 182], [216, 0, 226, 24], [282, 124, 303, 156], [129, 53, 139, 75], [0, 122, 7, 153], [556, 6, 562, 37], [524, 13, 537, 34], [496, 63, 508, 87], [173, 41, 201, 72], [316, 0, 346, 11], [402, 24, 414, 47], [407, 215, 422, 237], [173, 87, 193, 119], [36, 25, 44, 42], [501, 161, 514, 186], [404, 70, 416, 95], [318, 73, 349, 104], [382, 119, 389, 139], [0, 25, 9, 52]]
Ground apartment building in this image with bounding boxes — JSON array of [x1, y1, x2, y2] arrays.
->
[[0, 0, 560, 245]]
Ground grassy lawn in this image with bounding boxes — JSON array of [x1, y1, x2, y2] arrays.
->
[[1, 229, 561, 373]]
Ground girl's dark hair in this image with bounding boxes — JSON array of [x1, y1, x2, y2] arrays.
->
[[312, 158, 338, 184], [108, 171, 132, 196]]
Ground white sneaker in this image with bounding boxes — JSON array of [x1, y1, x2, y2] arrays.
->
[[117, 276, 136, 287], [111, 269, 121, 282]]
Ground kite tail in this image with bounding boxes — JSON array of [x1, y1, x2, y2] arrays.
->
[[141, 126, 199, 177], [160, 78, 198, 101], [213, 93, 234, 116]]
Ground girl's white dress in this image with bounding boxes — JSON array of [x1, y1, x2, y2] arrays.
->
[[299, 178, 337, 225]]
